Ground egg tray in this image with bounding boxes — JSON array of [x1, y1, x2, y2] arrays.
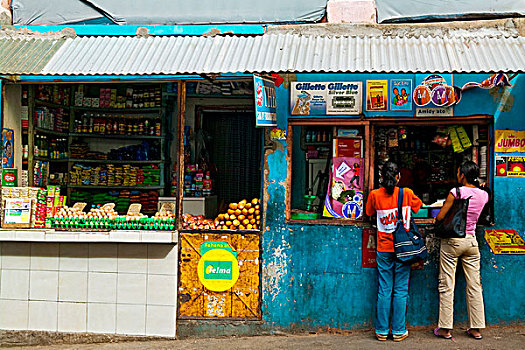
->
[[54, 228, 110, 232]]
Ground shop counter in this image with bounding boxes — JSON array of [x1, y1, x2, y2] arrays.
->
[[0, 230, 178, 337], [0, 229, 177, 243]]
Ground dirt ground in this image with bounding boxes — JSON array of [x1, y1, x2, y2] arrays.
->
[[2, 326, 524, 350]]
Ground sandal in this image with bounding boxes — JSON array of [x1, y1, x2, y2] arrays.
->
[[433, 327, 452, 339], [466, 328, 483, 340], [375, 333, 388, 341]]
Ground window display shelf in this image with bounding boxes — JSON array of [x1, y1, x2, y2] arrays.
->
[[0, 229, 177, 243]]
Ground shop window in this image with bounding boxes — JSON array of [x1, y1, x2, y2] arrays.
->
[[374, 123, 491, 210], [287, 121, 369, 223], [181, 105, 263, 231], [286, 118, 492, 225]]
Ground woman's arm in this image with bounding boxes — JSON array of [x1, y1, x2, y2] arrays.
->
[[435, 192, 455, 222]]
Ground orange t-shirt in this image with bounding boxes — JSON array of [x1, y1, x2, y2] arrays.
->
[[365, 187, 422, 252]]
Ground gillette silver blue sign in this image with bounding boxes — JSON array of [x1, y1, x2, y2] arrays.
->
[[291, 82, 362, 116]]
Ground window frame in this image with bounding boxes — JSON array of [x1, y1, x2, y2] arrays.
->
[[285, 115, 493, 225]]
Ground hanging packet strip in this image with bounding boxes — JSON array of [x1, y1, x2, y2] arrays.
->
[[448, 126, 472, 153], [448, 126, 464, 153], [455, 126, 472, 149]]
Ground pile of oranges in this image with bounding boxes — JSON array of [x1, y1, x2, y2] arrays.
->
[[215, 198, 261, 230]]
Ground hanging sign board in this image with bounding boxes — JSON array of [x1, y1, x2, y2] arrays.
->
[[495, 130, 525, 152], [485, 229, 525, 255], [254, 75, 277, 127], [290, 82, 363, 116]]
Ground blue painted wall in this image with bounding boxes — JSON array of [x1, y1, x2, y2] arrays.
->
[[261, 73, 525, 331]]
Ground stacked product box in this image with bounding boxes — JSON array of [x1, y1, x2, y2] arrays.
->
[[1, 187, 47, 228], [45, 186, 66, 228]]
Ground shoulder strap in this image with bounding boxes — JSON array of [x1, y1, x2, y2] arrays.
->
[[456, 187, 461, 199], [398, 187, 404, 224]]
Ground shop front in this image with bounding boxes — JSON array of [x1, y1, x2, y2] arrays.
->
[[0, 28, 524, 339], [259, 71, 525, 333], [0, 75, 265, 336]]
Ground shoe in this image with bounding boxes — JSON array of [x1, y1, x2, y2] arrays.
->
[[434, 327, 453, 339], [375, 333, 388, 341], [466, 328, 483, 340], [393, 331, 409, 342]]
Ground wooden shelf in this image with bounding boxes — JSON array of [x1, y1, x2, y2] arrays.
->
[[71, 106, 161, 113], [34, 128, 69, 137], [69, 185, 163, 190], [34, 157, 69, 163], [69, 133, 163, 140], [35, 99, 69, 108], [69, 159, 163, 164]]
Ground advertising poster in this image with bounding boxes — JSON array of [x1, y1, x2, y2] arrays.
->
[[253, 75, 277, 127], [362, 227, 377, 268], [323, 157, 364, 220], [3, 198, 32, 224], [366, 80, 388, 111], [414, 74, 457, 117], [197, 241, 240, 292], [495, 130, 525, 152], [495, 156, 525, 177], [290, 82, 363, 116], [2, 128, 14, 168], [390, 79, 412, 111], [485, 229, 525, 255]]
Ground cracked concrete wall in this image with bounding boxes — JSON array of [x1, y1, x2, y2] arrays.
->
[[327, 0, 377, 24], [0, 0, 11, 24]]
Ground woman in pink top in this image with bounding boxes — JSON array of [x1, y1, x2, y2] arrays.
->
[[433, 161, 489, 341]]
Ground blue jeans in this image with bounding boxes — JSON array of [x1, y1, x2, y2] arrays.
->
[[375, 251, 411, 335]]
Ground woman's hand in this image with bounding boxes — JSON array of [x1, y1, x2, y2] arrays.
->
[[435, 193, 455, 222]]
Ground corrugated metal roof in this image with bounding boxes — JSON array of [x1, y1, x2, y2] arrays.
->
[[0, 37, 65, 75], [34, 33, 525, 75]]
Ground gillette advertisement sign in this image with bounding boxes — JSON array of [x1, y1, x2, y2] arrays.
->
[[290, 82, 363, 116]]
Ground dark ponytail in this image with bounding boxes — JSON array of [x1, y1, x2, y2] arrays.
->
[[459, 160, 480, 187], [382, 161, 399, 195]]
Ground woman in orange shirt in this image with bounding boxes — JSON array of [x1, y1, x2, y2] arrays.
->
[[366, 162, 423, 342]]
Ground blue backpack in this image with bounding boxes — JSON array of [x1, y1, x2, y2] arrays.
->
[[393, 188, 428, 263]]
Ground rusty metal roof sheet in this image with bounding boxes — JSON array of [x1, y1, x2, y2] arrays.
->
[[21, 33, 525, 75], [0, 37, 65, 75]]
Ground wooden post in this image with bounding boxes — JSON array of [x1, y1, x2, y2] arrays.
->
[[176, 81, 186, 230], [285, 124, 293, 221]]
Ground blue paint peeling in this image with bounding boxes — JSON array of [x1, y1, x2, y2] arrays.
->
[[262, 73, 525, 331]]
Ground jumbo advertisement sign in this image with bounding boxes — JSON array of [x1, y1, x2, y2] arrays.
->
[[495, 130, 525, 153]]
